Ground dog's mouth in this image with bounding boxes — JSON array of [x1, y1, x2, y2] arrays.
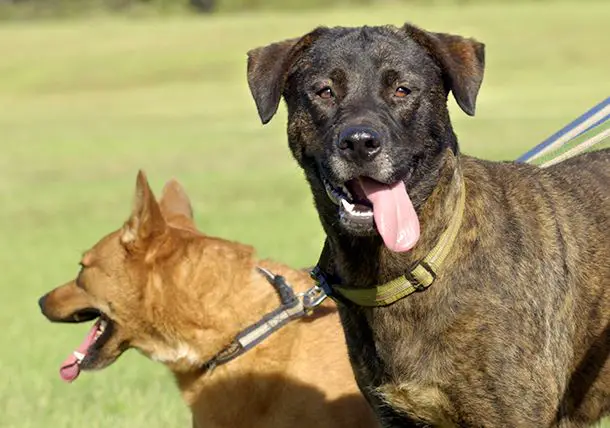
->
[[59, 309, 114, 383], [321, 171, 421, 252]]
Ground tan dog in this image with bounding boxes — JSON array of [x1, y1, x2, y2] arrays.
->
[[38, 171, 377, 428]]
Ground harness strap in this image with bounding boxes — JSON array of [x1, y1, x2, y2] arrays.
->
[[200, 267, 326, 374]]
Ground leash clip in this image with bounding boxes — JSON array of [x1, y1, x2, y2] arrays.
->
[[299, 284, 327, 314], [258, 265, 326, 314]]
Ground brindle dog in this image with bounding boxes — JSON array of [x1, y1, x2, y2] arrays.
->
[[246, 23, 610, 427]]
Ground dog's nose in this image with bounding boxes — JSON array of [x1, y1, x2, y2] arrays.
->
[[38, 295, 47, 313], [337, 126, 381, 161]]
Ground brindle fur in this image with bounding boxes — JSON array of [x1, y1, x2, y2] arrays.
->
[[247, 22, 610, 427]]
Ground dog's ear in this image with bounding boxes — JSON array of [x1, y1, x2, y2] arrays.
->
[[403, 24, 485, 116], [159, 179, 195, 224], [247, 28, 327, 124], [121, 170, 167, 246]]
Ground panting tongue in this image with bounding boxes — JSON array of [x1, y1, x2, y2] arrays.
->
[[59, 319, 102, 383], [358, 178, 420, 252]]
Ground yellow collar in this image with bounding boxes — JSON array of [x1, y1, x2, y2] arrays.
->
[[314, 177, 466, 307]]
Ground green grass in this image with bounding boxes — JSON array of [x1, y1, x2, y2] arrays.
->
[[0, 2, 608, 426]]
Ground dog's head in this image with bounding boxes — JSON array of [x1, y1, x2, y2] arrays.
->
[[38, 171, 254, 381], [247, 24, 484, 252]]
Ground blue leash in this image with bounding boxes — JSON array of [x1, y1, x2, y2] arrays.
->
[[517, 97, 610, 165]]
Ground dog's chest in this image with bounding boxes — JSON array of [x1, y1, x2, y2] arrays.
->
[[338, 305, 456, 426]]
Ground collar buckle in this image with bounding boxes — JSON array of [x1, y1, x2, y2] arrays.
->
[[407, 260, 437, 292]]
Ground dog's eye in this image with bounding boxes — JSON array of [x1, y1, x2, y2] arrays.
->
[[75, 269, 85, 289], [394, 86, 411, 98], [317, 87, 334, 100], [78, 261, 87, 272]]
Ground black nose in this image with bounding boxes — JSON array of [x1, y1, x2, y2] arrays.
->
[[337, 126, 381, 161], [38, 295, 47, 313]]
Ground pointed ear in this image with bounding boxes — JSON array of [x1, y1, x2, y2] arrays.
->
[[403, 24, 485, 116], [159, 179, 194, 223], [247, 28, 327, 124], [121, 170, 166, 246]]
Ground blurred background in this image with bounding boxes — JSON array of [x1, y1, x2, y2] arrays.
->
[[0, 0, 608, 427]]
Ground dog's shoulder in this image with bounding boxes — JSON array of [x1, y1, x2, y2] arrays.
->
[[546, 148, 610, 189], [549, 147, 610, 170], [461, 149, 610, 201]]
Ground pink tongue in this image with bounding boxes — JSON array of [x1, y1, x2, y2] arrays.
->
[[59, 319, 101, 383], [358, 178, 420, 252]]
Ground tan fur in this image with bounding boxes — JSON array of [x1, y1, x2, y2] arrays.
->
[[39, 172, 378, 428]]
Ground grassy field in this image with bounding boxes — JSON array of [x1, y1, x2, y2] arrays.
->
[[0, 1, 608, 427]]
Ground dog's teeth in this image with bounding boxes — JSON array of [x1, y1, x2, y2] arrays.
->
[[340, 198, 355, 213], [73, 351, 85, 362], [353, 209, 373, 218]]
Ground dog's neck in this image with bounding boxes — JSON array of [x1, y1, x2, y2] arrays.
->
[[322, 149, 463, 289], [174, 331, 300, 425], [146, 239, 302, 418]]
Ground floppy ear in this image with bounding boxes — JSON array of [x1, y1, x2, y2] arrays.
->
[[247, 28, 327, 124], [403, 24, 485, 116], [121, 170, 167, 246], [159, 179, 194, 225]]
